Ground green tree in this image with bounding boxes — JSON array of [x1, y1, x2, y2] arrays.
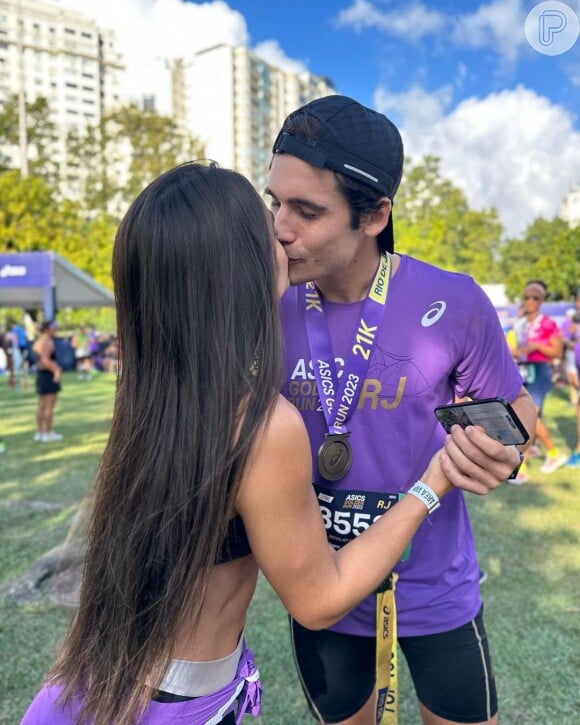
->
[[0, 170, 72, 251], [113, 104, 204, 202], [65, 121, 121, 212], [396, 156, 503, 284], [65, 104, 204, 212], [0, 94, 58, 182], [57, 212, 117, 290], [0, 171, 115, 295], [500, 217, 580, 300]]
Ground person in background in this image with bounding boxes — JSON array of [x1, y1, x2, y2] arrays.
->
[[22, 162, 463, 725], [71, 324, 93, 381], [563, 291, 580, 468], [561, 292, 580, 407], [0, 326, 15, 453], [269, 95, 535, 725], [24, 310, 37, 370], [32, 321, 63, 443], [509, 280, 567, 481], [567, 398, 580, 468]]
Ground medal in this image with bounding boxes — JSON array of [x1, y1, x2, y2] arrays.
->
[[304, 255, 391, 485], [318, 433, 353, 481]]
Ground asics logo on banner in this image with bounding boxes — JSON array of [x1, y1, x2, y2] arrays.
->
[[0, 264, 26, 278], [421, 301, 446, 327]]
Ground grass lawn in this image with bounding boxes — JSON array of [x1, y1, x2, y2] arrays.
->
[[1, 372, 579, 724]]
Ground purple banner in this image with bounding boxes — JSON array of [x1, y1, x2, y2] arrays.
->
[[0, 252, 52, 287]]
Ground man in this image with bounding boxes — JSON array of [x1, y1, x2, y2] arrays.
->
[[267, 95, 536, 725]]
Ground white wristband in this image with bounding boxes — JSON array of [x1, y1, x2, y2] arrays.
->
[[407, 480, 441, 514]]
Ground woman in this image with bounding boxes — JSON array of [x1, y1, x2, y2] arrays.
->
[[22, 162, 456, 725], [509, 279, 567, 481], [32, 320, 63, 443]]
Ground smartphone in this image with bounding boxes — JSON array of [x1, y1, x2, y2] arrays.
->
[[434, 397, 529, 446]]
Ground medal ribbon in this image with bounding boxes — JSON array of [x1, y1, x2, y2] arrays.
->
[[303, 253, 391, 436], [303, 255, 398, 722], [376, 572, 398, 725]]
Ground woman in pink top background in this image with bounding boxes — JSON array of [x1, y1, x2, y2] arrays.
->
[[509, 280, 567, 481]]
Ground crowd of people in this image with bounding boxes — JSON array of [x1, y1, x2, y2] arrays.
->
[[504, 284, 580, 480], [0, 319, 119, 450], [0, 93, 576, 725]]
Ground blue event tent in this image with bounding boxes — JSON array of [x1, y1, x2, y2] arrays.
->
[[0, 251, 114, 317]]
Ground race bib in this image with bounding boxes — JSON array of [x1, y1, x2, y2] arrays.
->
[[315, 484, 410, 561]]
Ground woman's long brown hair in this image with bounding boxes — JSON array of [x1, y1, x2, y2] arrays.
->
[[47, 162, 282, 724]]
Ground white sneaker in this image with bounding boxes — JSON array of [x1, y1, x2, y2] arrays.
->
[[43, 431, 63, 442], [539, 453, 568, 474], [33, 432, 44, 442]]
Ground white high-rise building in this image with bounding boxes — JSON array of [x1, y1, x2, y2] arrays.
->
[[175, 44, 335, 193], [561, 187, 580, 229], [0, 0, 123, 176]]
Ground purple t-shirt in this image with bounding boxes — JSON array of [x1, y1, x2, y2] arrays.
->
[[281, 255, 523, 637]]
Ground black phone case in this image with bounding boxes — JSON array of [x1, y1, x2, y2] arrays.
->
[[434, 397, 529, 445]]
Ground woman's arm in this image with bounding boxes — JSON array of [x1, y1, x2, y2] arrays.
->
[[520, 335, 563, 359], [236, 396, 453, 630]]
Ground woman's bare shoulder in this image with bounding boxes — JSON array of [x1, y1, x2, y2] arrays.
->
[[238, 395, 311, 502], [263, 394, 310, 454]]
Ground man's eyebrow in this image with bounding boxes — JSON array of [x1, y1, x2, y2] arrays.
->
[[264, 188, 327, 213]]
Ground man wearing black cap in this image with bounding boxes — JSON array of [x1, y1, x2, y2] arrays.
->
[[267, 95, 536, 725]]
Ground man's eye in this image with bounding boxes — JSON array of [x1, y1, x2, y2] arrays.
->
[[298, 209, 317, 220]]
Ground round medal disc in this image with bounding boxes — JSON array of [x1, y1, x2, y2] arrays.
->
[[318, 434, 353, 481]]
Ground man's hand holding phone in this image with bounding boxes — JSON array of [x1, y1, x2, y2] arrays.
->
[[435, 398, 528, 495]]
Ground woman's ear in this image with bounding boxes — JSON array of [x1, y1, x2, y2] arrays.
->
[[361, 198, 392, 238]]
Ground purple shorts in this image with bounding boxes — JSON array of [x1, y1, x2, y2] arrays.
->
[[21, 643, 261, 725]]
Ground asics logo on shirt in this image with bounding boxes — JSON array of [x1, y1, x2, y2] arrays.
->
[[421, 301, 447, 327]]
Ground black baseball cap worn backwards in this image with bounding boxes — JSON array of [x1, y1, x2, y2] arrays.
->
[[272, 95, 404, 252]]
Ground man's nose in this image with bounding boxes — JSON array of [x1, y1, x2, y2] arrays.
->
[[273, 206, 296, 244]]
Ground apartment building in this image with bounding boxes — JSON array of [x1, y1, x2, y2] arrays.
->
[[0, 0, 123, 179], [561, 187, 580, 229], [175, 44, 335, 193]]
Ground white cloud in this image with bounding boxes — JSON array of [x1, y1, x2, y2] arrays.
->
[[374, 84, 453, 134], [376, 84, 580, 236], [335, 0, 446, 41], [452, 0, 526, 65], [253, 40, 308, 74], [48, 0, 249, 113]]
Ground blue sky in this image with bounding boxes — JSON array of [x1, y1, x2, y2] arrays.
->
[[53, 0, 580, 237], [223, 0, 579, 119]]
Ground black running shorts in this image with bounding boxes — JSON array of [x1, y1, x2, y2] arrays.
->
[[36, 369, 61, 396], [290, 606, 497, 723]]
